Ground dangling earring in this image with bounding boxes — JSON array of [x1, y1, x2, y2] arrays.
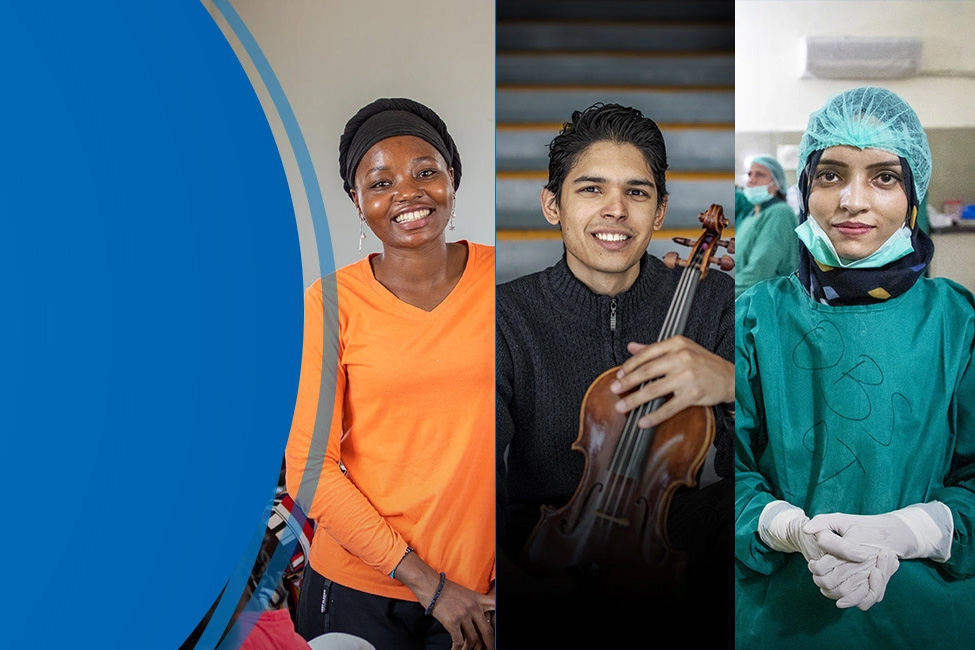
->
[[358, 214, 366, 253], [449, 207, 456, 232]]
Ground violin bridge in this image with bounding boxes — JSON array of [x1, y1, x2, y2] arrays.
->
[[594, 511, 630, 527]]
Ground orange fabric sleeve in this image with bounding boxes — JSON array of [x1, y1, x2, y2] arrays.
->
[[284, 278, 409, 577]]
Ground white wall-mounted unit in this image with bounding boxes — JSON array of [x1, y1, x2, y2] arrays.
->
[[799, 36, 922, 80]]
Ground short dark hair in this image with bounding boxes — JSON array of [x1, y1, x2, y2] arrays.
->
[[546, 103, 668, 205]]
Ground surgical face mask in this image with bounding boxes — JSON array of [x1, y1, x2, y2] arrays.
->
[[795, 218, 914, 269], [743, 184, 773, 205]]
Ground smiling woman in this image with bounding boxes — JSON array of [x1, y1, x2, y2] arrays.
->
[[804, 146, 910, 264], [735, 87, 975, 649], [284, 98, 496, 650]]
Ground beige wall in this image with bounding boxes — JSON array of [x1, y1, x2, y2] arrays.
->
[[736, 0, 975, 132], [209, 0, 496, 287], [736, 0, 975, 211]]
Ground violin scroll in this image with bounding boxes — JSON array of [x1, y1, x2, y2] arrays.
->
[[663, 204, 735, 274], [699, 203, 728, 233]]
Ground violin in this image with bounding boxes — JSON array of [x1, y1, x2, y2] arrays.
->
[[520, 204, 734, 595]]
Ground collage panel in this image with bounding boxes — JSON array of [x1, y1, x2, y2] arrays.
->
[[495, 2, 735, 649], [735, 2, 975, 649], [10, 2, 975, 649], [187, 1, 498, 649]]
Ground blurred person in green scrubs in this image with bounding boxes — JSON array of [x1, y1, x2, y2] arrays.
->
[[734, 154, 799, 299]]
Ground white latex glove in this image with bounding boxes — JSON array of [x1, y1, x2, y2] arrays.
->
[[758, 501, 828, 561], [805, 502, 953, 562], [807, 547, 900, 611]]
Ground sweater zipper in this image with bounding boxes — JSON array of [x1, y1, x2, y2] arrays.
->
[[610, 298, 617, 331]]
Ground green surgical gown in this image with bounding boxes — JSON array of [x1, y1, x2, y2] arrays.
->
[[736, 274, 975, 648], [734, 199, 799, 300], [736, 185, 752, 227]]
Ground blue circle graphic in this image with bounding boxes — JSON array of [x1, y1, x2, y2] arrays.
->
[[0, 3, 303, 648]]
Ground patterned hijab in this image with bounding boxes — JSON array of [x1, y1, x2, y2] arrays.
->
[[795, 88, 934, 306], [796, 150, 933, 305]]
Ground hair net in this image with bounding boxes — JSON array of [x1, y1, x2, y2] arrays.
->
[[747, 154, 787, 193], [797, 86, 931, 200]]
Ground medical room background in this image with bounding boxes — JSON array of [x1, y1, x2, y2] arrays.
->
[[736, 0, 975, 291]]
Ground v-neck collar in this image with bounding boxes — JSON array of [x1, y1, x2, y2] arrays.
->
[[355, 240, 476, 318]]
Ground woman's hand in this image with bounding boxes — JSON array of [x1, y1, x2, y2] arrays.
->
[[807, 547, 900, 611], [394, 551, 495, 649], [429, 578, 496, 649], [610, 336, 735, 428]]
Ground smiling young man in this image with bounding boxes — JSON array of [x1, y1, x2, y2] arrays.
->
[[495, 104, 734, 649]]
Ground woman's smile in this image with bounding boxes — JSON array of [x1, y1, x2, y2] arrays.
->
[[393, 207, 433, 224], [832, 221, 874, 236]]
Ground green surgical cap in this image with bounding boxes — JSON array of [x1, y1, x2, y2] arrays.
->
[[747, 154, 787, 193], [797, 86, 931, 201]]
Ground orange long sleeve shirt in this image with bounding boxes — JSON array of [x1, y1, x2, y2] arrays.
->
[[285, 241, 495, 601]]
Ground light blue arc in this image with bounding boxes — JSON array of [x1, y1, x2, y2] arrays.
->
[[213, 0, 335, 279], [196, 2, 336, 648]]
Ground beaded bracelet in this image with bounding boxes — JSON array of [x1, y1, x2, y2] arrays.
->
[[425, 572, 447, 616], [389, 545, 414, 580]]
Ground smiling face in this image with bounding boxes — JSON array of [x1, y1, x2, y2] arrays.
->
[[541, 140, 667, 295], [807, 145, 909, 261], [350, 135, 454, 252]]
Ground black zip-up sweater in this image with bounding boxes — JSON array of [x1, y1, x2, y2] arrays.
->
[[496, 253, 734, 554]]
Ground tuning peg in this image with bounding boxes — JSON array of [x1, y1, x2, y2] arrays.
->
[[663, 251, 688, 269], [718, 238, 735, 254], [671, 236, 696, 247], [710, 255, 735, 271]]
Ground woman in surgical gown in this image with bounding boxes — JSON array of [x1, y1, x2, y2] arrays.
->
[[735, 87, 975, 648], [734, 155, 799, 299]]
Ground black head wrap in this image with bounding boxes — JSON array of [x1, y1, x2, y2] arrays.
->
[[338, 98, 462, 198]]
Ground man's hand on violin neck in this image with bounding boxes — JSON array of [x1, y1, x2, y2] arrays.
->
[[609, 336, 734, 429]]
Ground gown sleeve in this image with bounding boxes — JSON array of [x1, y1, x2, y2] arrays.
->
[[930, 312, 975, 578], [284, 279, 409, 577], [734, 290, 788, 577]]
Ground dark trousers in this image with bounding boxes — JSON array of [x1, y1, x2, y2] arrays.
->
[[497, 477, 733, 649], [665, 476, 734, 648], [295, 564, 452, 650]]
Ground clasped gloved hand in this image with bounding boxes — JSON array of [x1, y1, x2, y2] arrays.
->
[[800, 502, 953, 611], [805, 502, 953, 562], [758, 501, 827, 561], [806, 546, 900, 611], [758, 500, 910, 612]]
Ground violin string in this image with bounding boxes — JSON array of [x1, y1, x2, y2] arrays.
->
[[593, 249, 703, 548], [594, 262, 696, 549], [597, 247, 704, 547]]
